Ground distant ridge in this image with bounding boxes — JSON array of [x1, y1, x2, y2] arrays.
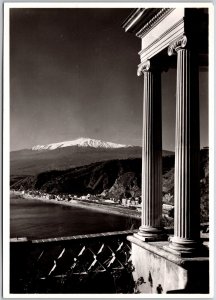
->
[[32, 137, 131, 151], [11, 137, 173, 176]]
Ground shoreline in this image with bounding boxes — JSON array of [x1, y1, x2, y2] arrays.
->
[[11, 191, 141, 219]]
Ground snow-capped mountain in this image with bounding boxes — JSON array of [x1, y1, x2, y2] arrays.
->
[[31, 137, 131, 151]]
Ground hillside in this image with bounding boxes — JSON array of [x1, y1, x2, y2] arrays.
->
[[11, 149, 209, 222], [11, 156, 175, 197], [11, 158, 142, 196]]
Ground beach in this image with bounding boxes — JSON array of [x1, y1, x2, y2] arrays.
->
[[11, 190, 141, 219], [10, 191, 141, 239]]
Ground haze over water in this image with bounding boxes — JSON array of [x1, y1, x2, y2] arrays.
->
[[10, 195, 140, 239]]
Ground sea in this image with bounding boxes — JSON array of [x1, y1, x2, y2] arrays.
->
[[10, 195, 140, 240]]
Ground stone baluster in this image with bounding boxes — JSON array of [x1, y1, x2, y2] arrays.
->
[[135, 60, 164, 241], [167, 35, 201, 255]]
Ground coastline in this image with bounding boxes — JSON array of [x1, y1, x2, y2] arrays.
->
[[11, 191, 141, 220]]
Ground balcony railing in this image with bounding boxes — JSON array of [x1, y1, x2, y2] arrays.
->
[[10, 230, 136, 294]]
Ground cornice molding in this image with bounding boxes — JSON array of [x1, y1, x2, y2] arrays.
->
[[122, 8, 145, 32], [139, 19, 184, 57], [168, 35, 187, 56], [136, 8, 174, 38]]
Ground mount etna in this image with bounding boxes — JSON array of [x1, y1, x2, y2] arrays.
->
[[11, 138, 140, 176], [10, 137, 173, 176]]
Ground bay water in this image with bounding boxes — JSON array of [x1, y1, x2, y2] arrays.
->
[[10, 195, 140, 239]]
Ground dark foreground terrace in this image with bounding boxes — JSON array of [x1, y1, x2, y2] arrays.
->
[[10, 228, 209, 294], [10, 230, 135, 294]]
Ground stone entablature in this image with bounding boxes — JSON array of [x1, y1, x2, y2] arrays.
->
[[140, 9, 185, 62], [123, 8, 185, 63]]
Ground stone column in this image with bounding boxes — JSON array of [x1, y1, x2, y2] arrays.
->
[[135, 60, 164, 241], [167, 35, 201, 255]]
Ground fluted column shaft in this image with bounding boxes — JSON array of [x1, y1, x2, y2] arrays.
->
[[135, 61, 163, 241], [170, 43, 200, 254]]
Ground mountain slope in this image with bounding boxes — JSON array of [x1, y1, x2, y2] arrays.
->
[[11, 137, 173, 176], [10, 146, 143, 176]]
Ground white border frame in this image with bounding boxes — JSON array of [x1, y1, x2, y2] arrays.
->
[[3, 2, 214, 298]]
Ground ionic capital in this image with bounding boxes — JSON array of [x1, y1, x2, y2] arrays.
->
[[168, 35, 187, 56], [137, 60, 150, 76]]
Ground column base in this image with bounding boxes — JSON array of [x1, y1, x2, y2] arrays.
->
[[134, 225, 167, 242], [163, 236, 208, 257]]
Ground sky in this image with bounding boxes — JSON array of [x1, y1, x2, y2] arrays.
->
[[10, 8, 208, 151]]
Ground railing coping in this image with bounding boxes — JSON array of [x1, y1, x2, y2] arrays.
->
[[10, 229, 138, 244]]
